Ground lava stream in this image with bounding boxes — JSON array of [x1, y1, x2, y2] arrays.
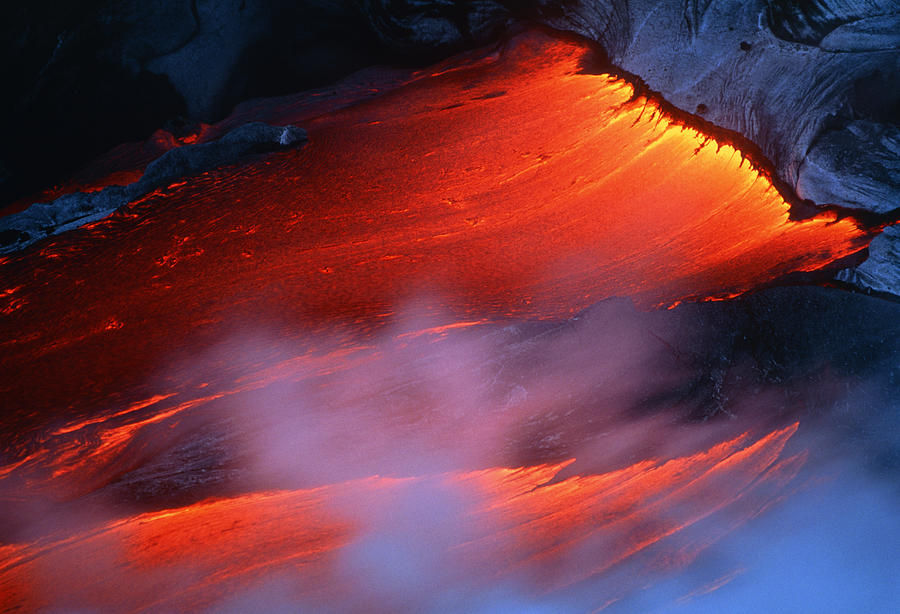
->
[[0, 31, 866, 432], [0, 425, 803, 612], [0, 28, 878, 614]]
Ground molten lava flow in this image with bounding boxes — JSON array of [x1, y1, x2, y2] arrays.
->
[[0, 31, 866, 433], [0, 29, 874, 613], [0, 425, 804, 612]]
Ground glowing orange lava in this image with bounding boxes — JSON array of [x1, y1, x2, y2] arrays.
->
[[0, 31, 867, 433], [0, 425, 803, 612], [0, 29, 868, 613]]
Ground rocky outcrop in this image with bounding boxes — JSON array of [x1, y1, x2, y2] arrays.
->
[[0, 123, 307, 254], [360, 0, 510, 50], [766, 0, 900, 47], [798, 121, 899, 215], [836, 224, 900, 295]]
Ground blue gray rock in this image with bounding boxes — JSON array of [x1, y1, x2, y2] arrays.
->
[[0, 122, 307, 255], [837, 224, 900, 296], [797, 121, 899, 215], [360, 0, 509, 49], [141, 0, 271, 119]]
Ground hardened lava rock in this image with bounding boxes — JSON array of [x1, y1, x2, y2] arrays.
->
[[0, 123, 307, 255]]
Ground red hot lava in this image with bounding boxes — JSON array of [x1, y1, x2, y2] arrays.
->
[[0, 424, 804, 612], [0, 29, 873, 613], [0, 32, 866, 428]]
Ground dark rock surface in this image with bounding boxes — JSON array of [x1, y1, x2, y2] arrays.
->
[[360, 0, 510, 50], [837, 223, 900, 295], [798, 120, 899, 214], [766, 0, 900, 47], [0, 122, 307, 254], [0, 1, 451, 206]]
